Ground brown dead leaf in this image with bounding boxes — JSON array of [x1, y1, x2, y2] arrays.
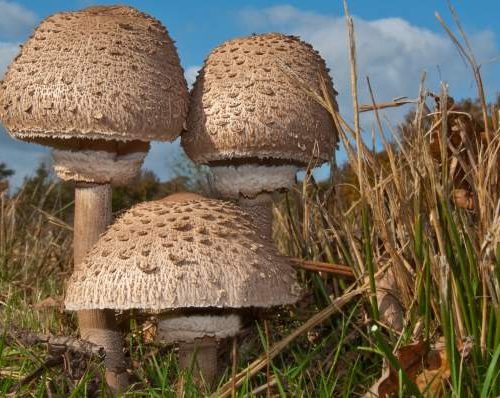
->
[[415, 339, 449, 397], [364, 337, 457, 398], [141, 319, 158, 343]]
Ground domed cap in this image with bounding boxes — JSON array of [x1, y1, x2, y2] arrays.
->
[[182, 32, 338, 166], [65, 193, 301, 311], [0, 5, 188, 144]]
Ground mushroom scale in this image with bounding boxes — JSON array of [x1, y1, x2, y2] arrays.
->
[[65, 196, 301, 311], [183, 32, 338, 166], [0, 5, 188, 143]]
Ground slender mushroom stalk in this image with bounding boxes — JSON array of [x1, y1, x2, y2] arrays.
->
[[0, 6, 189, 393], [78, 309, 128, 389], [178, 337, 218, 388], [73, 184, 112, 266], [65, 194, 301, 393], [73, 183, 127, 390], [158, 312, 241, 388]]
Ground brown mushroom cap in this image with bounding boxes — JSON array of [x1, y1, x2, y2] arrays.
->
[[65, 194, 301, 311], [0, 5, 188, 144], [182, 32, 338, 166]]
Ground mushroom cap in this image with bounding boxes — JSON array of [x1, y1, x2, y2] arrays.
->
[[182, 32, 338, 166], [159, 191, 205, 203], [0, 5, 188, 144], [65, 193, 301, 311]]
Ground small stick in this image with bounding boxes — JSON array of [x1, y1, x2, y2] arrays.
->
[[359, 98, 416, 113], [289, 257, 355, 279], [250, 377, 277, 396], [46, 380, 54, 398], [231, 337, 237, 398], [264, 320, 271, 398], [1, 329, 105, 359]]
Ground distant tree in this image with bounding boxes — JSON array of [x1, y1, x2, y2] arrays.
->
[[334, 148, 394, 208], [0, 162, 14, 180], [0, 162, 14, 193], [398, 94, 500, 143]]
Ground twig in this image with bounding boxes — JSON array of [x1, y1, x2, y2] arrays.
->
[[264, 320, 271, 398], [359, 97, 416, 113], [289, 257, 355, 279], [435, 10, 491, 142], [30, 205, 73, 231], [231, 337, 237, 398], [250, 377, 277, 396], [1, 329, 105, 359]]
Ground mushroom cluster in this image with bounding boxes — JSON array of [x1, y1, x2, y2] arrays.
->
[[0, 7, 339, 394]]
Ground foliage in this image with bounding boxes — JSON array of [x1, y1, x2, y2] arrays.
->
[[0, 162, 13, 181]]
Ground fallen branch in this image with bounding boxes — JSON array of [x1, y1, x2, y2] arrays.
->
[[1, 329, 105, 359], [289, 257, 355, 279]]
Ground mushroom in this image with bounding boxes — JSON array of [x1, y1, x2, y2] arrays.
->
[[65, 193, 301, 388], [182, 32, 338, 219], [0, 5, 188, 391]]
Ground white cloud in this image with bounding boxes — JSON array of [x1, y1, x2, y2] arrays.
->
[[239, 5, 499, 121], [0, 0, 37, 40], [0, 1, 38, 77], [184, 65, 201, 88]]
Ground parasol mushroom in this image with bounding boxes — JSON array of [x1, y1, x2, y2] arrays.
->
[[65, 193, 301, 389], [182, 32, 338, 230]]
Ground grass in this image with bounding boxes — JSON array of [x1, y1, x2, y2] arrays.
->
[[1, 3, 500, 397]]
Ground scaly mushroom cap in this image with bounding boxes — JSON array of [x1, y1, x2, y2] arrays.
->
[[182, 32, 338, 166], [65, 194, 301, 311], [0, 5, 188, 144]]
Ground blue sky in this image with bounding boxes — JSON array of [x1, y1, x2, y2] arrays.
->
[[0, 0, 499, 187]]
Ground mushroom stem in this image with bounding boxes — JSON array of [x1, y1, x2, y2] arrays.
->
[[74, 183, 128, 393], [73, 183, 112, 268], [238, 193, 273, 239], [178, 336, 218, 389], [78, 310, 129, 390]]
